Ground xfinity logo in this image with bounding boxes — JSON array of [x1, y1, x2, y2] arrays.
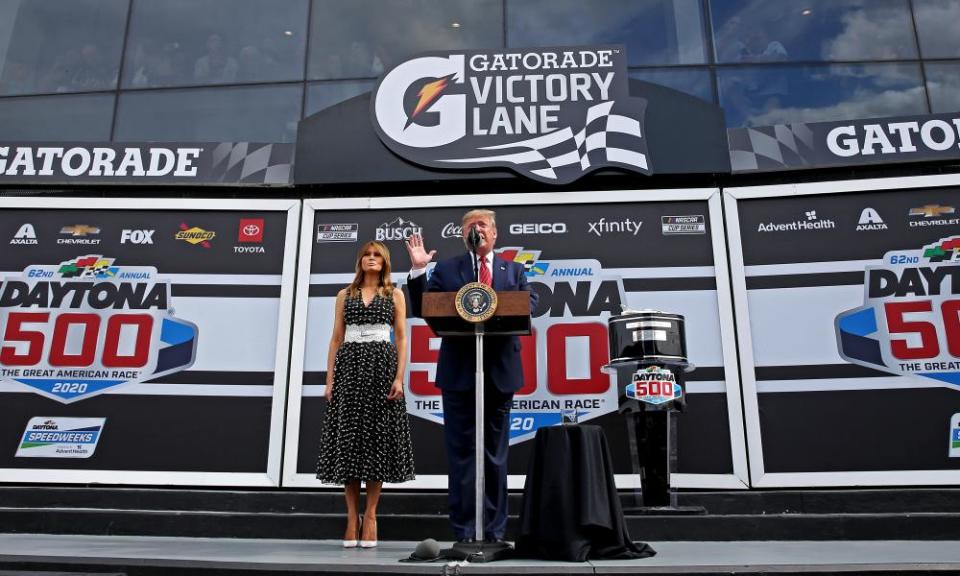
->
[[120, 229, 155, 244], [0, 145, 200, 178], [376, 217, 422, 241], [371, 45, 650, 184], [588, 217, 642, 237], [10, 223, 38, 245], [856, 208, 887, 231], [509, 223, 567, 235]]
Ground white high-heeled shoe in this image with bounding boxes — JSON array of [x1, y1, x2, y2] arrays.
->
[[343, 517, 360, 548], [360, 518, 377, 548]]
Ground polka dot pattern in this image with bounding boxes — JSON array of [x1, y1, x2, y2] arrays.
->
[[316, 293, 416, 484]]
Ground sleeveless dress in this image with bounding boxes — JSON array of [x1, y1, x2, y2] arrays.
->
[[316, 292, 415, 484]]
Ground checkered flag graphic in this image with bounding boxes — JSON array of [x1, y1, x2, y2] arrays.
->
[[728, 123, 815, 171], [438, 100, 649, 184], [209, 143, 294, 185]]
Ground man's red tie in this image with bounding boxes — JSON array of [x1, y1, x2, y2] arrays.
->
[[478, 257, 492, 286]]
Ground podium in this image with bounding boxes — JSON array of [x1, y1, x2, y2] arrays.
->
[[421, 290, 531, 562]]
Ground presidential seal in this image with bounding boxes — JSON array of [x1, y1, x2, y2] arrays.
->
[[455, 282, 497, 323]]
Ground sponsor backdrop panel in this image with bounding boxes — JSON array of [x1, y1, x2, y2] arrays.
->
[[727, 176, 960, 486], [0, 198, 298, 485], [286, 191, 745, 489]]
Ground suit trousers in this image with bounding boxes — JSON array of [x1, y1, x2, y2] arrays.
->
[[441, 385, 513, 540]]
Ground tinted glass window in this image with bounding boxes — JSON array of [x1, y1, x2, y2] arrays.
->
[[711, 0, 917, 63], [913, 0, 960, 59], [718, 63, 927, 128], [0, 93, 114, 140], [629, 68, 714, 102], [508, 0, 706, 65], [122, 0, 308, 88], [0, 0, 127, 96], [924, 62, 960, 113], [309, 0, 502, 80], [115, 85, 302, 142], [305, 80, 374, 116]]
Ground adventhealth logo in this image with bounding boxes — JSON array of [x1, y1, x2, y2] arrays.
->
[[758, 211, 836, 232]]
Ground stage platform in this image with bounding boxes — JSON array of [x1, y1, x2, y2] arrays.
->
[[2, 534, 960, 576]]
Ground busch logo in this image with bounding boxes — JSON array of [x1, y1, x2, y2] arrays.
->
[[0, 255, 198, 403], [376, 217, 422, 241], [836, 236, 960, 389], [372, 45, 650, 184]]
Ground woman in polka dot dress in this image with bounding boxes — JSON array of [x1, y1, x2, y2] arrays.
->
[[317, 240, 415, 548]]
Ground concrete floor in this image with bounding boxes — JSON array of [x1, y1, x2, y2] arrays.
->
[[2, 534, 960, 574]]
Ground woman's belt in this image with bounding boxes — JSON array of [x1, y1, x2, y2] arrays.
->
[[343, 324, 392, 343]]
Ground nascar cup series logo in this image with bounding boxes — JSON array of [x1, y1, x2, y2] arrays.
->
[[836, 236, 960, 387], [0, 255, 198, 403], [372, 45, 650, 184]]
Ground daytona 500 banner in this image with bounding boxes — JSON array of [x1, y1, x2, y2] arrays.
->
[[727, 175, 960, 487], [285, 191, 746, 489], [0, 198, 298, 486]]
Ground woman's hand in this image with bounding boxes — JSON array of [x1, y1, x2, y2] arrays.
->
[[324, 376, 334, 402], [387, 379, 404, 401]]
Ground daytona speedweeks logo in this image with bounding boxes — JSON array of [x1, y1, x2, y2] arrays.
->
[[372, 45, 650, 185], [0, 255, 198, 403], [836, 236, 960, 387]]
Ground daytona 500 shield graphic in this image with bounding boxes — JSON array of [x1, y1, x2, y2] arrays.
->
[[836, 236, 960, 387], [0, 255, 198, 403], [372, 45, 649, 185]]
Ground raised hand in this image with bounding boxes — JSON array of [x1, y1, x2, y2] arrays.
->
[[405, 232, 436, 270]]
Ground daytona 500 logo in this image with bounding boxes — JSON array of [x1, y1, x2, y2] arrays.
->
[[836, 236, 960, 387], [372, 45, 649, 184], [0, 255, 198, 403]]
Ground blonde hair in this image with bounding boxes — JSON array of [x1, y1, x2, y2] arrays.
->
[[461, 208, 496, 228], [347, 240, 394, 298]]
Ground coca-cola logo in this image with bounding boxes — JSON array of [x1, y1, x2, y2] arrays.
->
[[441, 222, 463, 239]]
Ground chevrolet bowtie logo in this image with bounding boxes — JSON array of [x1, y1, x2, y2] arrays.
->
[[909, 204, 956, 218], [60, 225, 100, 236]]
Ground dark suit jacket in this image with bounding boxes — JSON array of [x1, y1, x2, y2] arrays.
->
[[408, 252, 537, 393]]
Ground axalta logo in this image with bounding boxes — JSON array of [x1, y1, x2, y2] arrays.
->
[[758, 211, 836, 232], [10, 223, 38, 245], [856, 208, 887, 231], [509, 222, 567, 235], [371, 45, 650, 184], [376, 217, 421, 241], [909, 204, 958, 228], [58, 225, 101, 245], [175, 223, 215, 248], [588, 217, 642, 237], [120, 229, 155, 244]]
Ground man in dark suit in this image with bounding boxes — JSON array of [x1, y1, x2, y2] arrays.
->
[[405, 209, 536, 543]]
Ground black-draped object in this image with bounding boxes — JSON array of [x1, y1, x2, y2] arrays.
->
[[515, 425, 656, 562]]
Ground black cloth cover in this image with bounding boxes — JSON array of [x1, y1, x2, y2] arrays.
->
[[515, 425, 656, 562]]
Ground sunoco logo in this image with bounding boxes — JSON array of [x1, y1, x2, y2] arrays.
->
[[372, 45, 650, 185]]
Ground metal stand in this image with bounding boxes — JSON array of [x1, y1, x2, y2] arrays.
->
[[447, 322, 513, 563]]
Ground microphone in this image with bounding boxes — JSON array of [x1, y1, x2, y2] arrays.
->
[[467, 225, 482, 252], [411, 538, 440, 560]]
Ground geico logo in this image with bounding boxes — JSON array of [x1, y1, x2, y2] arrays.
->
[[509, 223, 567, 234], [120, 229, 155, 244]]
